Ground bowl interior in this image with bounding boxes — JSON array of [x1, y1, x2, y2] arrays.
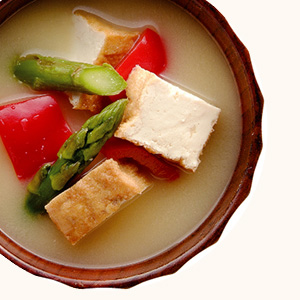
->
[[0, 0, 263, 288]]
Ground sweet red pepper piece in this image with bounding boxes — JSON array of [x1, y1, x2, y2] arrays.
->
[[101, 137, 180, 181], [110, 28, 167, 101], [116, 28, 167, 80], [0, 94, 72, 180]]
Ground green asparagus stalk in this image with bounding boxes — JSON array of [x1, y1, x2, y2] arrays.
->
[[25, 98, 128, 215], [14, 54, 127, 95]]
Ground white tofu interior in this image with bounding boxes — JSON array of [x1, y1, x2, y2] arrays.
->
[[115, 66, 221, 172], [72, 12, 106, 64]]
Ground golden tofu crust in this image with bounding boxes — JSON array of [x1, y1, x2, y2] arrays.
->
[[45, 159, 151, 245], [69, 93, 104, 113], [74, 10, 139, 67], [70, 10, 139, 113]]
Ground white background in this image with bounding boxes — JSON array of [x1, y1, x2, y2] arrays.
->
[[1, 0, 300, 299]]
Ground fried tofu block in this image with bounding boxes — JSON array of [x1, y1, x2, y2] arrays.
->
[[67, 93, 105, 114], [70, 10, 139, 112], [45, 159, 151, 245], [115, 66, 221, 172], [73, 10, 139, 66]]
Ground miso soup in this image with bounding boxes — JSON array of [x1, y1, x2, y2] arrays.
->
[[0, 0, 242, 267]]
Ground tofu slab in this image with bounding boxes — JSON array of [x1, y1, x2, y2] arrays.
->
[[73, 9, 139, 65], [70, 10, 139, 112], [45, 159, 151, 245], [115, 66, 221, 172]]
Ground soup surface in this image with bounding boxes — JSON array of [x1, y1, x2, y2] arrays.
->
[[0, 0, 242, 267]]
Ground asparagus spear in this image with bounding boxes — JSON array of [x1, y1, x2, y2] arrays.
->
[[14, 54, 127, 95], [25, 98, 128, 215]]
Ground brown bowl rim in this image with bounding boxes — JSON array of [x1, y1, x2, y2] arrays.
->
[[0, 0, 263, 289]]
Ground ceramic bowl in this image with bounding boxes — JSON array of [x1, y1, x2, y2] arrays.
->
[[0, 0, 263, 288]]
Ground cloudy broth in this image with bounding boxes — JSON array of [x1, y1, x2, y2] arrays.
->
[[0, 0, 242, 267]]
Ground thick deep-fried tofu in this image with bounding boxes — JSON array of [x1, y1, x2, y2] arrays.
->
[[115, 66, 221, 172], [73, 9, 139, 66], [45, 159, 151, 245], [70, 10, 139, 112]]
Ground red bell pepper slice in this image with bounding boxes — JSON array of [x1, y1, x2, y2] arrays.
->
[[101, 137, 180, 181], [110, 28, 167, 101], [116, 28, 167, 80], [0, 94, 72, 180]]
